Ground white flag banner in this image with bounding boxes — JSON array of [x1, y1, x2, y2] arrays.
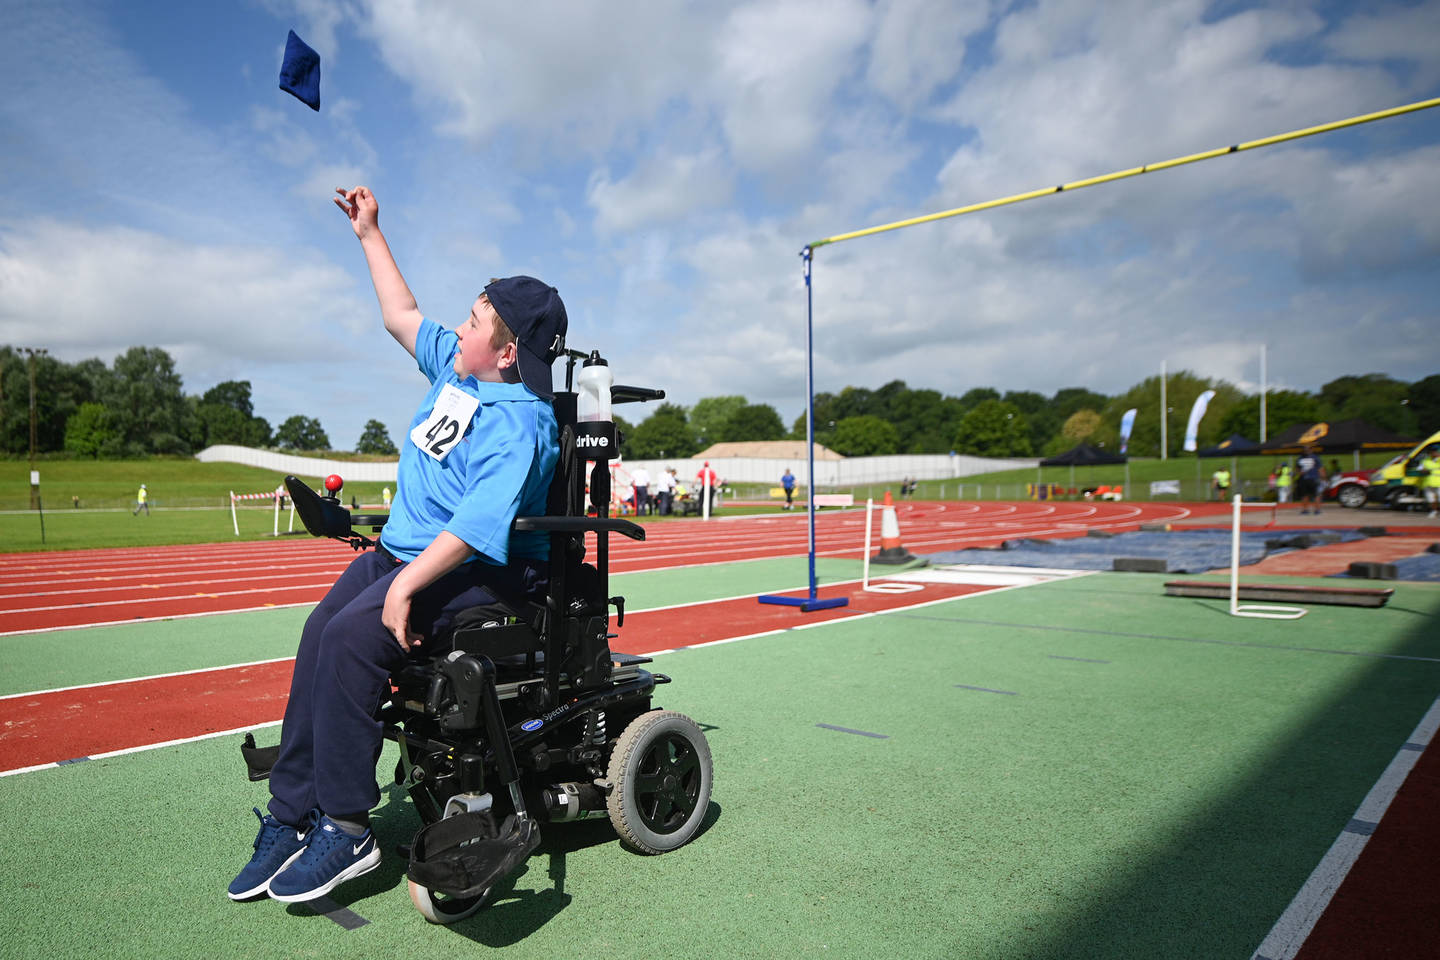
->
[[1183, 390, 1216, 452], [1119, 408, 1138, 454]]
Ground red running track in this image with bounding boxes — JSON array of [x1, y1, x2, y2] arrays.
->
[[0, 576, 996, 772], [0, 499, 1214, 634]]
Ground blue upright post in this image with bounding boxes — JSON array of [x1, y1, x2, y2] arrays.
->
[[759, 247, 847, 612]]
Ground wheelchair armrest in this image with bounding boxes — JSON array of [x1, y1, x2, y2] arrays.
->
[[512, 515, 645, 541]]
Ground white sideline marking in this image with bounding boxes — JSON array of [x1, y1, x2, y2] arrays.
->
[[0, 564, 1089, 778], [1250, 695, 1440, 960], [649, 570, 1098, 656], [0, 601, 316, 638], [883, 564, 1090, 587], [0, 656, 295, 701], [0, 720, 283, 779]]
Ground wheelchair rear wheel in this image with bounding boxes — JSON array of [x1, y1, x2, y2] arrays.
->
[[606, 710, 713, 854]]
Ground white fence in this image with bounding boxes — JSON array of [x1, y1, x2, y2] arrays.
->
[[195, 445, 1035, 487], [619, 453, 1036, 488], [195, 445, 400, 482]]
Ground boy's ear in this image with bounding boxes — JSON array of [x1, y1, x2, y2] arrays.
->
[[497, 341, 518, 371]]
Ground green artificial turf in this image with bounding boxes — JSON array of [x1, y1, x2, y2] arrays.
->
[[3, 573, 1437, 959]]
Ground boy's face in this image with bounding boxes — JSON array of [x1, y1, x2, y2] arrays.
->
[[454, 296, 517, 382]]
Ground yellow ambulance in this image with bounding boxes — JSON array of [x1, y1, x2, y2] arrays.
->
[[1364, 429, 1440, 509]]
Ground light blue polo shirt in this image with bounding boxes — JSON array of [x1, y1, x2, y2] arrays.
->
[[380, 318, 558, 565]]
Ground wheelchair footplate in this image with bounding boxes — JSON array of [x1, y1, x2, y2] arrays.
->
[[407, 809, 542, 899]]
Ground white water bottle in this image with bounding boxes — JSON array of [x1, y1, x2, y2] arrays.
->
[[575, 352, 613, 423]]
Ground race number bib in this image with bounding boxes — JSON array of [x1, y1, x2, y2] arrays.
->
[[409, 383, 479, 462]]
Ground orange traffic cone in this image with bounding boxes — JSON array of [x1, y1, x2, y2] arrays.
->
[[872, 491, 925, 565]]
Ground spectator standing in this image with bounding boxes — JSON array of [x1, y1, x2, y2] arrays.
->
[[1294, 445, 1325, 515], [631, 465, 651, 516], [132, 483, 149, 516], [696, 461, 720, 510], [781, 468, 796, 510], [382, 486, 391, 509], [1276, 463, 1292, 504], [1211, 467, 1231, 501], [654, 467, 675, 515]]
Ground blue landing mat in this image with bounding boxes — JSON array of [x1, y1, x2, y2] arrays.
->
[[925, 528, 1367, 575], [1332, 551, 1440, 583]]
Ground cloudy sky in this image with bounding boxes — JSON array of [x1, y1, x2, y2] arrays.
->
[[2, 0, 1437, 449]]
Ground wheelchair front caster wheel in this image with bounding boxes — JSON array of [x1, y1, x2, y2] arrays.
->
[[407, 880, 490, 924], [606, 710, 713, 854]]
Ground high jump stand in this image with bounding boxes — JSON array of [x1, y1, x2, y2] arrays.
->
[[1229, 494, 1306, 620]]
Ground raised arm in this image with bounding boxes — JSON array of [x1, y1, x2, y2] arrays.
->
[[333, 186, 423, 357]]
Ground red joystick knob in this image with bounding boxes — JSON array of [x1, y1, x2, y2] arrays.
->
[[324, 474, 343, 493]]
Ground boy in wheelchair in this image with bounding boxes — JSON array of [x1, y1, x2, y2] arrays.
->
[[232, 187, 710, 922], [229, 185, 568, 905]]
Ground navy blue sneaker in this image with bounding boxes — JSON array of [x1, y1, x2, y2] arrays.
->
[[268, 816, 380, 903], [228, 807, 317, 901]]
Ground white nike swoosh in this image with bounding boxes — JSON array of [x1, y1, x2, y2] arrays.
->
[[352, 840, 370, 855]]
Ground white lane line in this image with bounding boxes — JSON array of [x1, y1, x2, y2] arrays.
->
[[0, 720, 284, 779], [1250, 695, 1440, 960], [0, 656, 296, 701]]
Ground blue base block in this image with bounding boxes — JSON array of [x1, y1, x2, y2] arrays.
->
[[758, 594, 849, 611]]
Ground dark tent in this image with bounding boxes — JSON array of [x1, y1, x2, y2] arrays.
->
[[1197, 434, 1261, 458], [1036, 444, 1129, 500], [1260, 419, 1415, 455], [1039, 443, 1128, 466]]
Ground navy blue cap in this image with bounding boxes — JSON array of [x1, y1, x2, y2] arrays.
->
[[484, 276, 568, 400], [279, 30, 321, 111]]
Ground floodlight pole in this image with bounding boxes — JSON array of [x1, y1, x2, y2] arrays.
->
[[757, 247, 847, 612], [1259, 343, 1267, 443]]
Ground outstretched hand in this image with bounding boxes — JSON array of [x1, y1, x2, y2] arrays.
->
[[333, 185, 378, 238]]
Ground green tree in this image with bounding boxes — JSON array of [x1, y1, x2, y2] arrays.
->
[[1061, 409, 1102, 444], [1318, 373, 1416, 435], [275, 415, 330, 451], [724, 403, 785, 442], [628, 403, 697, 459], [1101, 371, 1239, 458], [1051, 387, 1109, 420], [1216, 390, 1322, 441], [202, 380, 256, 417], [831, 415, 899, 456], [891, 388, 959, 453], [1003, 390, 1055, 454], [614, 413, 635, 459], [952, 400, 1032, 457], [0, 348, 104, 454], [689, 396, 747, 446], [356, 419, 398, 456], [957, 387, 1000, 413], [104, 346, 189, 456], [63, 402, 115, 458], [1409, 375, 1440, 432]]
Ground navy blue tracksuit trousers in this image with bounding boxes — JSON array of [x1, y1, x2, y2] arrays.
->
[[267, 548, 545, 826]]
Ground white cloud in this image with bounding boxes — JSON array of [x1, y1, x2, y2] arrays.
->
[[587, 150, 734, 234], [355, 0, 718, 152], [710, 0, 872, 172], [867, 0, 990, 110]]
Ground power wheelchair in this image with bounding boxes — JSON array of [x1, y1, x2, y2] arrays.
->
[[243, 351, 713, 923]]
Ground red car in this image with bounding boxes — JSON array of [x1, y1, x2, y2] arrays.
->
[[1325, 469, 1372, 509]]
